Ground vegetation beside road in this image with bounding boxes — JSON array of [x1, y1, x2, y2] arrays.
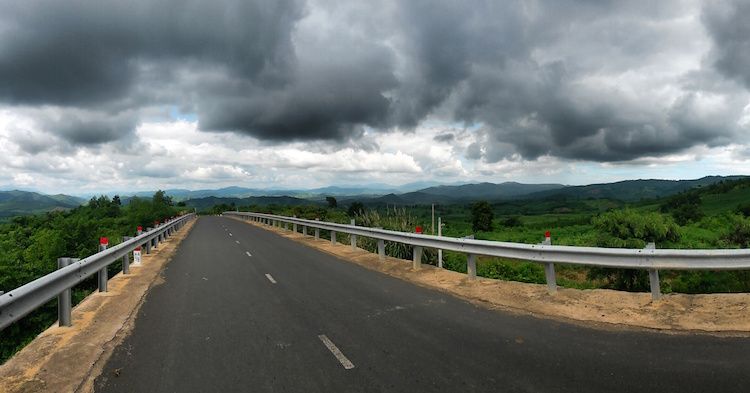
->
[[0, 191, 185, 364], [5, 177, 750, 364], [216, 178, 750, 296]]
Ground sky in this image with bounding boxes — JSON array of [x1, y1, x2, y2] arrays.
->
[[1, 0, 749, 196]]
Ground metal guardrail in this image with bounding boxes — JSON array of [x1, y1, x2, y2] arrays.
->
[[225, 211, 750, 301], [0, 213, 195, 331]]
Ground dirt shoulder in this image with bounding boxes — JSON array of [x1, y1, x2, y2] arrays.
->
[[0, 218, 197, 393], [239, 218, 750, 337]]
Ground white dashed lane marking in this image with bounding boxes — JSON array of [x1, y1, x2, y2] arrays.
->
[[318, 335, 355, 370]]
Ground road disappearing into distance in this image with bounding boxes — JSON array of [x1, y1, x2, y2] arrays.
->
[[95, 216, 750, 392]]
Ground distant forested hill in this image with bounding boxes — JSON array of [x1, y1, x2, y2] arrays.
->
[[0, 190, 85, 222], [525, 176, 747, 202]]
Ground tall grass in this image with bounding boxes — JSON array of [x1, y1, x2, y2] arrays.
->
[[355, 207, 438, 264]]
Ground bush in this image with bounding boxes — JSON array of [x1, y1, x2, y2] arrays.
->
[[589, 209, 681, 291], [592, 208, 680, 249], [723, 214, 750, 248]]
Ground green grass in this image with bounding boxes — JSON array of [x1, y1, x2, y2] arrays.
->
[[702, 187, 750, 216]]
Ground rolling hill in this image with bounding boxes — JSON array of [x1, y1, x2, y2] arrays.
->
[[182, 195, 321, 212], [525, 176, 747, 202], [417, 182, 565, 199], [0, 190, 86, 222]]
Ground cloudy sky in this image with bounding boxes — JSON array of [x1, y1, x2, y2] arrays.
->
[[1, 0, 749, 195]]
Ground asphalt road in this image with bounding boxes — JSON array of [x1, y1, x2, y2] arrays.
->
[[96, 216, 750, 392]]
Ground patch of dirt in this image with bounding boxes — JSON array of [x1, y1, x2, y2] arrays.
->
[[242, 218, 750, 337], [0, 218, 197, 393]]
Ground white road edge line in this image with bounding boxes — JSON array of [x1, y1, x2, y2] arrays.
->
[[246, 252, 252, 257], [318, 335, 355, 370], [265, 274, 277, 284], [229, 233, 233, 236], [236, 240, 240, 244]]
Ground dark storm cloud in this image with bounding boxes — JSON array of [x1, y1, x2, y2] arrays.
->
[[703, 0, 750, 89], [0, 0, 747, 164], [435, 0, 747, 163], [198, 50, 398, 141], [0, 0, 303, 145], [46, 112, 141, 146]]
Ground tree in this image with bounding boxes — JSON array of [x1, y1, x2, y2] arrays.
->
[[152, 190, 173, 207], [326, 196, 337, 208], [471, 201, 494, 232], [347, 201, 364, 217]]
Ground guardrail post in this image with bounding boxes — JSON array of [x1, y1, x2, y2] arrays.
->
[[413, 226, 424, 270], [285, 221, 289, 231], [413, 246, 422, 270], [315, 218, 320, 240], [438, 217, 443, 268], [122, 236, 132, 274], [377, 234, 385, 261], [303, 224, 308, 237], [467, 254, 476, 280], [57, 257, 72, 327], [350, 219, 357, 252], [153, 221, 160, 248], [98, 238, 108, 292], [293, 215, 297, 233], [146, 228, 153, 254], [464, 234, 475, 279], [331, 230, 337, 246], [542, 232, 557, 293], [645, 243, 661, 301]]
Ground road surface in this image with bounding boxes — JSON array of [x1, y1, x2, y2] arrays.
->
[[96, 216, 750, 392]]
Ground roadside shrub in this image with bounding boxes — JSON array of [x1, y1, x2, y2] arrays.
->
[[722, 214, 750, 248], [355, 207, 437, 264], [477, 259, 545, 284], [589, 209, 681, 291]]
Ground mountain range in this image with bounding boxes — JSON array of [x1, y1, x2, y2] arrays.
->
[[1, 175, 746, 220]]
